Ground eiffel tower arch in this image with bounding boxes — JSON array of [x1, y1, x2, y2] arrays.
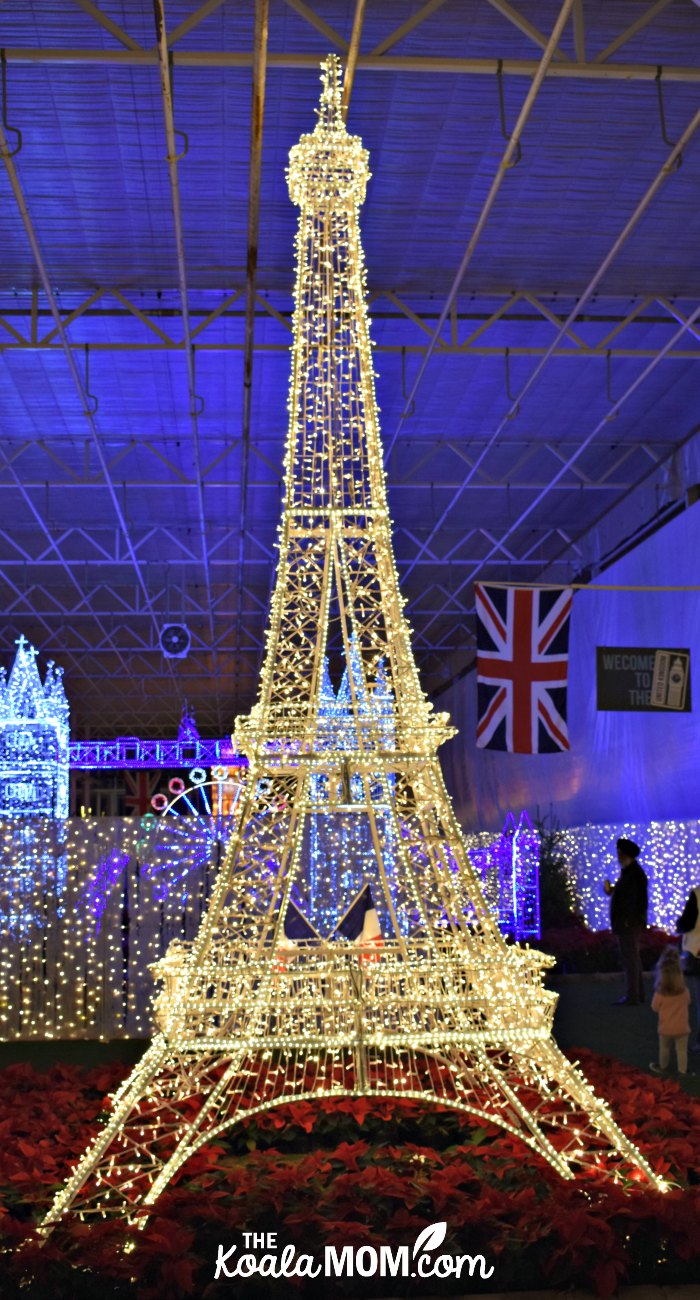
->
[[42, 56, 663, 1232]]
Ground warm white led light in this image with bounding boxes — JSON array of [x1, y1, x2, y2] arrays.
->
[[40, 55, 663, 1234]]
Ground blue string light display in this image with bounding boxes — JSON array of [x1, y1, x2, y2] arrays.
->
[[0, 636, 70, 819], [467, 810, 541, 941], [308, 642, 398, 935]]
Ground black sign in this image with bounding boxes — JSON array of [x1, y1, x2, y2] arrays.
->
[[596, 647, 691, 712]]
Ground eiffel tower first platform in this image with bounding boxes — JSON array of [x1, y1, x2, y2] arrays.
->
[[42, 56, 663, 1231]]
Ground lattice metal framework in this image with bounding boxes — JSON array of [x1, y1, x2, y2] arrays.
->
[[42, 55, 664, 1231], [68, 737, 243, 770], [2, 2, 700, 729]]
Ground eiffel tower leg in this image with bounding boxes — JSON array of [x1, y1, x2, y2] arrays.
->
[[366, 1041, 663, 1189], [512, 1036, 663, 1184], [43, 1039, 316, 1229], [470, 1045, 575, 1178], [141, 1056, 248, 1211], [141, 811, 315, 1213], [42, 761, 310, 1231], [41, 1035, 175, 1228], [440, 1037, 662, 1187]]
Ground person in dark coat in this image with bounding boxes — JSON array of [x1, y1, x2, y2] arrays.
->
[[604, 838, 648, 1005], [676, 884, 700, 1047]]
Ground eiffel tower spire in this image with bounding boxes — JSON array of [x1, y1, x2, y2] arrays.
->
[[42, 57, 663, 1232], [244, 52, 437, 759]]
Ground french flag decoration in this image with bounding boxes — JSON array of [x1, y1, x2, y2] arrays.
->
[[283, 900, 320, 943], [475, 583, 572, 754], [333, 883, 384, 965], [274, 900, 321, 972]]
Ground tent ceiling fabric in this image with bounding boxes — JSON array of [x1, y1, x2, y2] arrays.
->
[[1, 0, 699, 734]]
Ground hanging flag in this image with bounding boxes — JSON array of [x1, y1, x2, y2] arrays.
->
[[333, 883, 384, 964], [274, 901, 321, 973], [284, 901, 320, 943], [475, 584, 572, 754], [123, 771, 162, 815]]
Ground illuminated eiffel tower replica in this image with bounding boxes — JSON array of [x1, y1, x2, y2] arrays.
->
[[43, 57, 662, 1231]]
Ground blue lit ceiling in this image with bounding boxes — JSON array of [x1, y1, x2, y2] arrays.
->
[[1, 0, 699, 734]]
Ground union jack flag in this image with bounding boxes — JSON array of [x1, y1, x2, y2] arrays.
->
[[122, 771, 162, 815], [475, 584, 572, 754]]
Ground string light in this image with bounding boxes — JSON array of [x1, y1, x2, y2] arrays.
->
[[0, 815, 214, 1039], [467, 810, 541, 941], [561, 818, 700, 932], [4, 807, 688, 1038], [308, 644, 398, 934], [40, 55, 664, 1234], [0, 636, 69, 819]]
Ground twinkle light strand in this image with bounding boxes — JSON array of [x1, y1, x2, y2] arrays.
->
[[561, 817, 700, 933], [0, 636, 70, 819], [0, 812, 214, 1040]]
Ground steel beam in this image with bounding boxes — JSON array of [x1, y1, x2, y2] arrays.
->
[[4, 50, 700, 83], [399, 95, 700, 583], [384, 0, 577, 461], [0, 589, 272, 615], [417, 299, 700, 638], [283, 0, 348, 51], [0, 121, 163, 652], [430, 419, 700, 696], [341, 0, 367, 120], [4, 338, 699, 359], [369, 0, 449, 57], [238, 0, 269, 670], [153, 0, 220, 729], [0, 569, 93, 682], [168, 0, 228, 47], [0, 477, 645, 493], [545, 418, 700, 578], [0, 640, 484, 661], [69, 0, 145, 52], [485, 0, 571, 60], [0, 601, 517, 625], [572, 0, 586, 63], [594, 0, 676, 65], [5, 284, 697, 348], [0, 447, 136, 679]]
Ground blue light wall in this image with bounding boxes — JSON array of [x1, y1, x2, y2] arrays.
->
[[440, 503, 700, 832]]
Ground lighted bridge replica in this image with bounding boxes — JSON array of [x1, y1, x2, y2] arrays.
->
[[0, 634, 243, 812], [42, 57, 662, 1232], [69, 734, 240, 772]]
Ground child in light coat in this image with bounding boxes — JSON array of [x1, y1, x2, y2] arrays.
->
[[650, 945, 691, 1075]]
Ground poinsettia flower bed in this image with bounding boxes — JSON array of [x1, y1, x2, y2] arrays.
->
[[539, 923, 674, 974], [0, 1049, 698, 1299]]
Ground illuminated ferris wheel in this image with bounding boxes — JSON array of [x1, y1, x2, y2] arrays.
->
[[139, 766, 245, 903]]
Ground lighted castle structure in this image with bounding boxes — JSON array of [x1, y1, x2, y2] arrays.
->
[[309, 644, 397, 935], [469, 809, 541, 942], [0, 636, 70, 819]]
